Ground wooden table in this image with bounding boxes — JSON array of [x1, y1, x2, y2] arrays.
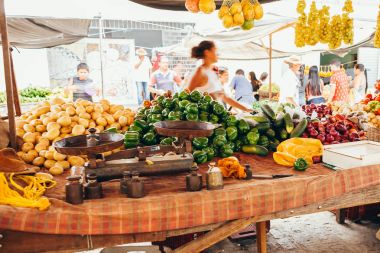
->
[[1, 155, 380, 253]]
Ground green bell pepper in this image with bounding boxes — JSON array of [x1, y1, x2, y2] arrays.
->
[[268, 139, 280, 151], [104, 127, 118, 133], [213, 135, 227, 147], [294, 158, 309, 171], [247, 130, 260, 145], [156, 95, 165, 106], [161, 108, 170, 118], [209, 114, 219, 124], [163, 98, 173, 109], [226, 115, 237, 127], [133, 119, 148, 131], [226, 126, 238, 141], [185, 103, 198, 114], [172, 98, 180, 110], [199, 111, 209, 122], [168, 111, 182, 121], [220, 144, 234, 158], [214, 127, 226, 136], [237, 119, 250, 134], [212, 103, 225, 115], [179, 90, 190, 101], [124, 131, 140, 148], [160, 137, 176, 145], [265, 128, 276, 139], [172, 93, 179, 99], [147, 114, 162, 123], [128, 125, 142, 133], [198, 100, 210, 112], [202, 147, 215, 161], [192, 137, 209, 150], [135, 112, 147, 121], [179, 100, 190, 111], [193, 150, 208, 164], [190, 90, 202, 102], [257, 135, 270, 148], [234, 140, 242, 152], [150, 105, 162, 114], [203, 94, 212, 103], [142, 132, 157, 146], [186, 113, 199, 121]]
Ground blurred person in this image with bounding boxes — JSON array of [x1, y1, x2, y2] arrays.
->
[[279, 55, 302, 106], [133, 48, 152, 105], [66, 63, 97, 102], [188, 41, 252, 112], [328, 59, 349, 103], [260, 72, 268, 85], [149, 57, 181, 97], [305, 66, 325, 104], [218, 66, 232, 96], [230, 69, 255, 106], [298, 64, 307, 105], [249, 71, 261, 101], [351, 64, 368, 103]]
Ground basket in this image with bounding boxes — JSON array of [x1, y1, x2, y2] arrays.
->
[[258, 90, 279, 101], [367, 126, 380, 142]]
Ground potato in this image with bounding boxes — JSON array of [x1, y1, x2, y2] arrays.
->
[[50, 105, 62, 113], [121, 126, 129, 132], [56, 160, 70, 170], [48, 146, 56, 152], [110, 105, 124, 115], [16, 128, 26, 137], [17, 151, 25, 158], [104, 114, 115, 125], [35, 124, 47, 133], [22, 142, 34, 152], [38, 137, 50, 146], [101, 103, 110, 113], [76, 106, 86, 115], [44, 159, 56, 169], [23, 124, 36, 133], [22, 153, 35, 163], [118, 116, 127, 127], [113, 110, 124, 121], [28, 150, 38, 159], [79, 112, 91, 120], [57, 116, 72, 127], [39, 150, 47, 158], [16, 120, 28, 129], [91, 111, 102, 120], [51, 97, 65, 105], [42, 117, 53, 126], [46, 128, 60, 141], [35, 106, 50, 117], [68, 156, 85, 167], [72, 125, 86, 136], [94, 104, 104, 113], [77, 118, 89, 128], [78, 100, 92, 107], [110, 122, 121, 130], [96, 117, 107, 127], [88, 121, 96, 129], [47, 122, 61, 131], [40, 101, 51, 107], [45, 150, 55, 160], [100, 99, 110, 105], [53, 151, 66, 161], [60, 126, 72, 134], [66, 106, 76, 116], [50, 112, 59, 120], [35, 143, 47, 153], [58, 112, 70, 118], [23, 132, 36, 144], [27, 115, 38, 122], [30, 119, 43, 126], [32, 157, 45, 166], [95, 125, 104, 133], [86, 105, 94, 113], [20, 115, 28, 120]]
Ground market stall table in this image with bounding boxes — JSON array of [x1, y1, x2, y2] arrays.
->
[[0, 154, 380, 253]]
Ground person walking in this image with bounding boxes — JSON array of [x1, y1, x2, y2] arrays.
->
[[133, 48, 152, 105], [249, 71, 261, 101], [305, 66, 325, 104], [188, 41, 252, 112], [66, 63, 97, 102], [149, 57, 181, 97], [279, 55, 302, 106], [328, 59, 350, 103], [352, 64, 367, 104], [230, 69, 255, 106]]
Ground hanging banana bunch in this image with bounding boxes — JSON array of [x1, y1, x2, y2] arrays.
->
[[341, 0, 354, 45], [318, 5, 331, 44], [306, 0, 320, 46], [328, 15, 343, 49], [374, 5, 380, 48]]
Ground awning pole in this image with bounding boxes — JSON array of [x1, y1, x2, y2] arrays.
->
[[269, 33, 273, 100], [0, 0, 17, 149], [10, 49, 21, 116], [98, 14, 105, 99]]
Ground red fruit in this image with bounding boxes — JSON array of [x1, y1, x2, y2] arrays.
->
[[331, 141, 340, 144], [310, 104, 317, 109], [376, 82, 380, 90], [312, 156, 322, 163], [366, 94, 373, 100], [349, 132, 359, 141], [317, 134, 325, 142], [334, 135, 341, 142], [302, 105, 306, 110], [326, 134, 335, 142], [309, 129, 319, 137], [302, 133, 309, 138], [330, 129, 339, 136], [312, 121, 320, 128], [336, 124, 347, 133]]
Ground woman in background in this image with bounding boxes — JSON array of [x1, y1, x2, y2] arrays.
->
[[67, 63, 97, 102], [249, 71, 261, 101], [352, 64, 367, 103], [305, 66, 325, 104], [188, 41, 252, 112]]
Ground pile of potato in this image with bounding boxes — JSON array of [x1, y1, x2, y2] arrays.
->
[[16, 98, 134, 175]]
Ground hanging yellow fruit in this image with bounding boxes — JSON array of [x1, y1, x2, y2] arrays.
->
[[306, 0, 319, 46], [241, 20, 254, 30], [318, 6, 331, 44], [297, 0, 306, 14], [374, 5, 380, 48], [230, 2, 242, 15], [223, 14, 234, 28], [253, 2, 264, 20], [328, 15, 343, 49], [233, 12, 245, 26], [242, 2, 255, 21], [185, 0, 200, 13], [199, 0, 216, 14], [341, 13, 354, 45], [342, 0, 353, 13], [218, 5, 230, 19], [295, 13, 308, 47]]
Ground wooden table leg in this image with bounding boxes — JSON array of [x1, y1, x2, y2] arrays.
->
[[256, 221, 267, 253], [336, 208, 346, 224]]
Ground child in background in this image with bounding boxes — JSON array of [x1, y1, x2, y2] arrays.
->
[[67, 63, 97, 102]]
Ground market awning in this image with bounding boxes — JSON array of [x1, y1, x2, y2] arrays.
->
[[130, 0, 279, 11], [5, 18, 91, 49]]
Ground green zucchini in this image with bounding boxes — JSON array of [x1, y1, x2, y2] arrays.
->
[[274, 113, 284, 128], [265, 128, 276, 139], [290, 118, 308, 138], [261, 104, 276, 120], [278, 128, 289, 140], [242, 145, 269, 156], [284, 113, 294, 134], [250, 116, 270, 124], [256, 122, 271, 133]]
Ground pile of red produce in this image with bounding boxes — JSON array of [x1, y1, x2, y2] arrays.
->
[[301, 114, 365, 145], [301, 104, 332, 118]]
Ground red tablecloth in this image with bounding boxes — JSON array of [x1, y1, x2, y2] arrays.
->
[[0, 154, 379, 235]]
